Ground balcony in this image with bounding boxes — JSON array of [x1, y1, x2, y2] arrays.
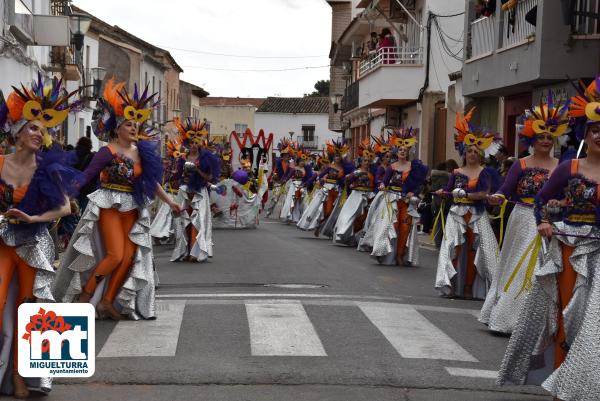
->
[[501, 0, 538, 49], [470, 15, 496, 59], [358, 46, 423, 78], [342, 81, 359, 112], [297, 136, 319, 150], [572, 0, 600, 37]]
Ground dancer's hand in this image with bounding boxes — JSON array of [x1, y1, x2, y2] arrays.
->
[[169, 202, 182, 214], [537, 222, 553, 239], [487, 194, 504, 205], [5, 209, 37, 223]]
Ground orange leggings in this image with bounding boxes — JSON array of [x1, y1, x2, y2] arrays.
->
[[554, 244, 577, 369], [353, 206, 369, 233], [83, 208, 138, 303], [0, 241, 37, 369], [186, 206, 198, 253], [395, 201, 412, 261], [322, 190, 338, 223], [453, 212, 477, 286]]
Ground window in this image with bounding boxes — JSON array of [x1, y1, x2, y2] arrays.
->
[[302, 125, 315, 141], [235, 123, 248, 136]]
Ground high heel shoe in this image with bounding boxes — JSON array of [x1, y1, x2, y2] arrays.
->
[[12, 370, 29, 399], [96, 300, 124, 321]]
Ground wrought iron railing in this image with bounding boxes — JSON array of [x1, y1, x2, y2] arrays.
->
[[342, 81, 359, 112], [572, 0, 600, 35]]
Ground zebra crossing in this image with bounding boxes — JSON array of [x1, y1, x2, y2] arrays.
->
[[94, 297, 502, 381]]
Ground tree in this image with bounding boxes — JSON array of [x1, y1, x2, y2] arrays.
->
[[304, 80, 330, 97]]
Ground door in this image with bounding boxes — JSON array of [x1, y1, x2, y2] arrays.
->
[[503, 93, 532, 157]]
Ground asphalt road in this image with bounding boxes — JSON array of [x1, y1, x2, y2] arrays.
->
[[48, 219, 552, 401]]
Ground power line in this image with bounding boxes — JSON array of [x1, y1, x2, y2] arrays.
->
[[180, 65, 331, 72], [160, 45, 328, 59]]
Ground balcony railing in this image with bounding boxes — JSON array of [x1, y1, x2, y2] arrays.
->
[[470, 15, 496, 58], [358, 46, 423, 77], [297, 136, 318, 149], [342, 81, 359, 112], [501, 0, 538, 48], [572, 0, 600, 36]]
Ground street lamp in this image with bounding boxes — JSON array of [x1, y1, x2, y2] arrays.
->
[[330, 93, 343, 113], [69, 13, 91, 51], [90, 67, 106, 98], [289, 131, 294, 141]]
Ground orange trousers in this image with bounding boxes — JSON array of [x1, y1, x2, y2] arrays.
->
[[322, 189, 338, 223], [186, 206, 198, 254], [353, 206, 369, 234], [0, 241, 37, 369], [453, 212, 477, 287], [83, 208, 138, 303], [554, 243, 577, 369], [395, 201, 413, 262]]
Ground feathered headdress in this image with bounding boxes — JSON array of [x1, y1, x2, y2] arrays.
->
[[389, 127, 418, 150], [570, 75, 600, 140], [293, 143, 310, 163], [92, 79, 160, 142], [277, 138, 293, 154], [454, 108, 502, 158], [0, 72, 80, 144], [326, 139, 349, 159], [166, 138, 185, 159], [519, 92, 570, 147], [216, 144, 231, 162], [372, 133, 392, 157], [174, 117, 210, 149], [357, 138, 376, 160]]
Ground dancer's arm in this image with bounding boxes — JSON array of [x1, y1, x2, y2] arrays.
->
[[5, 195, 71, 223], [155, 184, 182, 213]]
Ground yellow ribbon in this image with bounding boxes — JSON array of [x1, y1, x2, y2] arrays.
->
[[339, 187, 348, 208], [503, 234, 542, 298], [430, 199, 447, 241], [490, 199, 508, 251]]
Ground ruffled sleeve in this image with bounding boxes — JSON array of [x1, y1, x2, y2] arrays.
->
[[133, 140, 164, 206], [70, 146, 113, 196], [403, 160, 428, 194]]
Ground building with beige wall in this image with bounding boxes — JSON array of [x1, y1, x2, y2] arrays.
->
[[197, 97, 265, 144]]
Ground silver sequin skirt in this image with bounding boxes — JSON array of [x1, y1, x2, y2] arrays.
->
[[479, 204, 540, 333], [333, 189, 374, 245], [297, 183, 335, 231], [434, 205, 498, 299], [53, 188, 155, 320], [280, 180, 304, 223], [0, 225, 54, 394], [149, 192, 179, 239], [498, 223, 600, 401], [356, 191, 420, 265], [171, 186, 213, 261]]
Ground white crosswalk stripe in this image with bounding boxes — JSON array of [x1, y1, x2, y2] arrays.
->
[[357, 302, 478, 362], [98, 300, 186, 358], [98, 300, 480, 364], [246, 301, 327, 356]]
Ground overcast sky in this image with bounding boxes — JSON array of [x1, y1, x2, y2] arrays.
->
[[73, 0, 333, 98]]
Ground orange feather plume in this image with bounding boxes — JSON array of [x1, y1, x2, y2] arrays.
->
[[6, 91, 25, 122], [103, 79, 126, 117]]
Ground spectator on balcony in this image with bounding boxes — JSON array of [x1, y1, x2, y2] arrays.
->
[[475, 0, 496, 18], [367, 32, 378, 56], [377, 28, 396, 65]]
